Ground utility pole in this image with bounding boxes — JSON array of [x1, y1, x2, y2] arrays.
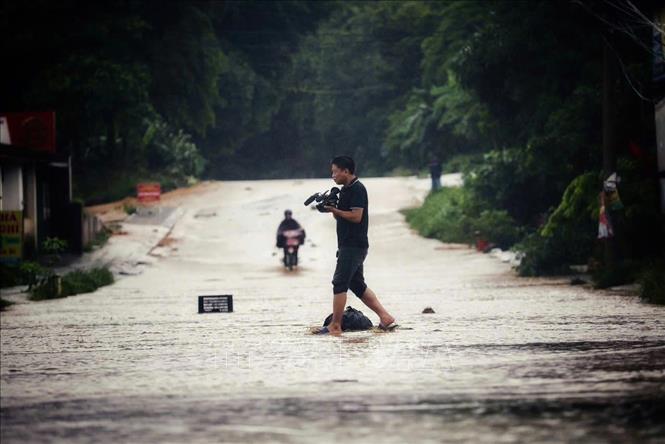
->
[[601, 33, 620, 272], [657, 99, 665, 214], [654, 7, 665, 214]]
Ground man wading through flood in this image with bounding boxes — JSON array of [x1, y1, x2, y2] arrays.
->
[[316, 156, 398, 335]]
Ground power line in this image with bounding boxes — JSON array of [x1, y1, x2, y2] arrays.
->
[[573, 0, 662, 58], [603, 35, 653, 103]]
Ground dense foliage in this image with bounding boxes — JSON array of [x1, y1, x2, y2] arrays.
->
[[388, 0, 662, 281], [2, 0, 332, 199], [3, 0, 663, 281]]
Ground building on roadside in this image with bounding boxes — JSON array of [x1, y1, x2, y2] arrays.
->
[[0, 111, 82, 261]]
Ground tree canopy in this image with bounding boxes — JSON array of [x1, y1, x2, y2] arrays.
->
[[3, 0, 662, 279]]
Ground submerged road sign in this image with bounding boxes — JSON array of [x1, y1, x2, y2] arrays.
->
[[198, 295, 233, 313]]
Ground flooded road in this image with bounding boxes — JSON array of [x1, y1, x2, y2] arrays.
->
[[2, 177, 664, 443]]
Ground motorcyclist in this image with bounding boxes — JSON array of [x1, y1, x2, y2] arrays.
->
[[276, 210, 305, 266]]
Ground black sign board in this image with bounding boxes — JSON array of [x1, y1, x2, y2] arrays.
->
[[198, 295, 233, 313]]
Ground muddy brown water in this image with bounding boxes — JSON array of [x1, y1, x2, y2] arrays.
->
[[2, 177, 664, 443]]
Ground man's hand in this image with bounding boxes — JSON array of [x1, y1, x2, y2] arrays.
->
[[324, 206, 338, 219], [326, 207, 363, 223]]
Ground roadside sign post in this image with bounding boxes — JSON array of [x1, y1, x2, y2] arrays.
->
[[137, 183, 161, 205]]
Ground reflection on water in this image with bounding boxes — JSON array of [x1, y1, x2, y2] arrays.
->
[[2, 394, 664, 443], [2, 179, 664, 443], [3, 309, 664, 443]]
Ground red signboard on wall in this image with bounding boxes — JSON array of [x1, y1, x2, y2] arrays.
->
[[137, 183, 161, 204], [0, 112, 56, 153]]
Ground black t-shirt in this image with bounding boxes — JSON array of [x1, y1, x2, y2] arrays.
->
[[336, 178, 369, 248]]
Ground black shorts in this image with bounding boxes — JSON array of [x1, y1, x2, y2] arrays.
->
[[332, 247, 368, 297]]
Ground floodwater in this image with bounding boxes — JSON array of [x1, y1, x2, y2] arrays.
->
[[2, 177, 664, 443]]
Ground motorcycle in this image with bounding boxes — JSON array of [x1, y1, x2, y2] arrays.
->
[[281, 228, 304, 270]]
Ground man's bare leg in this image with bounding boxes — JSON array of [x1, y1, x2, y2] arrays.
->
[[359, 287, 395, 327], [327, 292, 347, 335]]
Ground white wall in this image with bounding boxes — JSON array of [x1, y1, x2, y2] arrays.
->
[[0, 117, 10, 145], [0, 164, 23, 210]]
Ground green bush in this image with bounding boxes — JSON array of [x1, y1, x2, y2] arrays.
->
[[443, 153, 482, 174], [517, 172, 599, 276], [610, 158, 664, 261], [0, 261, 51, 289], [29, 267, 114, 301], [29, 275, 63, 301], [76, 172, 140, 206], [404, 187, 476, 243], [0, 297, 14, 311], [465, 148, 550, 226], [42, 237, 68, 255], [41, 237, 69, 266], [0, 263, 21, 288], [463, 144, 594, 228], [404, 186, 522, 248], [516, 232, 575, 276], [61, 268, 114, 297], [588, 159, 663, 286], [472, 210, 523, 250], [143, 116, 206, 183], [405, 158, 661, 282], [591, 260, 638, 289], [20, 261, 53, 289], [639, 262, 665, 305]]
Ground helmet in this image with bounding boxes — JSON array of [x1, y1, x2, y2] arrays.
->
[[284, 209, 292, 217]]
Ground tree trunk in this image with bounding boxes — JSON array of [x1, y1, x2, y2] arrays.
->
[[106, 112, 116, 164], [602, 37, 618, 178]]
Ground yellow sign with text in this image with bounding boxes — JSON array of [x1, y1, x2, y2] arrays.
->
[[0, 211, 23, 263]]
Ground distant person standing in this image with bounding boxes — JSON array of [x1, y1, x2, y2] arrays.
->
[[429, 156, 442, 191]]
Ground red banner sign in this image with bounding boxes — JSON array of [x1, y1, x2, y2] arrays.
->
[[0, 112, 56, 153], [137, 183, 161, 204]]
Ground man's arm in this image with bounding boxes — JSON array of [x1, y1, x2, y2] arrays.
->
[[325, 207, 363, 224]]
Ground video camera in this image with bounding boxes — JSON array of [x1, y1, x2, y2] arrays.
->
[[304, 187, 340, 213]]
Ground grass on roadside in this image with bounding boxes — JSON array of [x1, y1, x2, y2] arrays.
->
[[30, 267, 114, 301], [0, 261, 52, 289], [402, 187, 473, 243], [402, 187, 522, 249], [0, 297, 14, 311]]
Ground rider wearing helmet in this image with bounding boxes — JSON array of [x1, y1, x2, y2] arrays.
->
[[276, 210, 306, 263]]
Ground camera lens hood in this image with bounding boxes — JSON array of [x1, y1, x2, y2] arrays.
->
[[304, 193, 320, 206]]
